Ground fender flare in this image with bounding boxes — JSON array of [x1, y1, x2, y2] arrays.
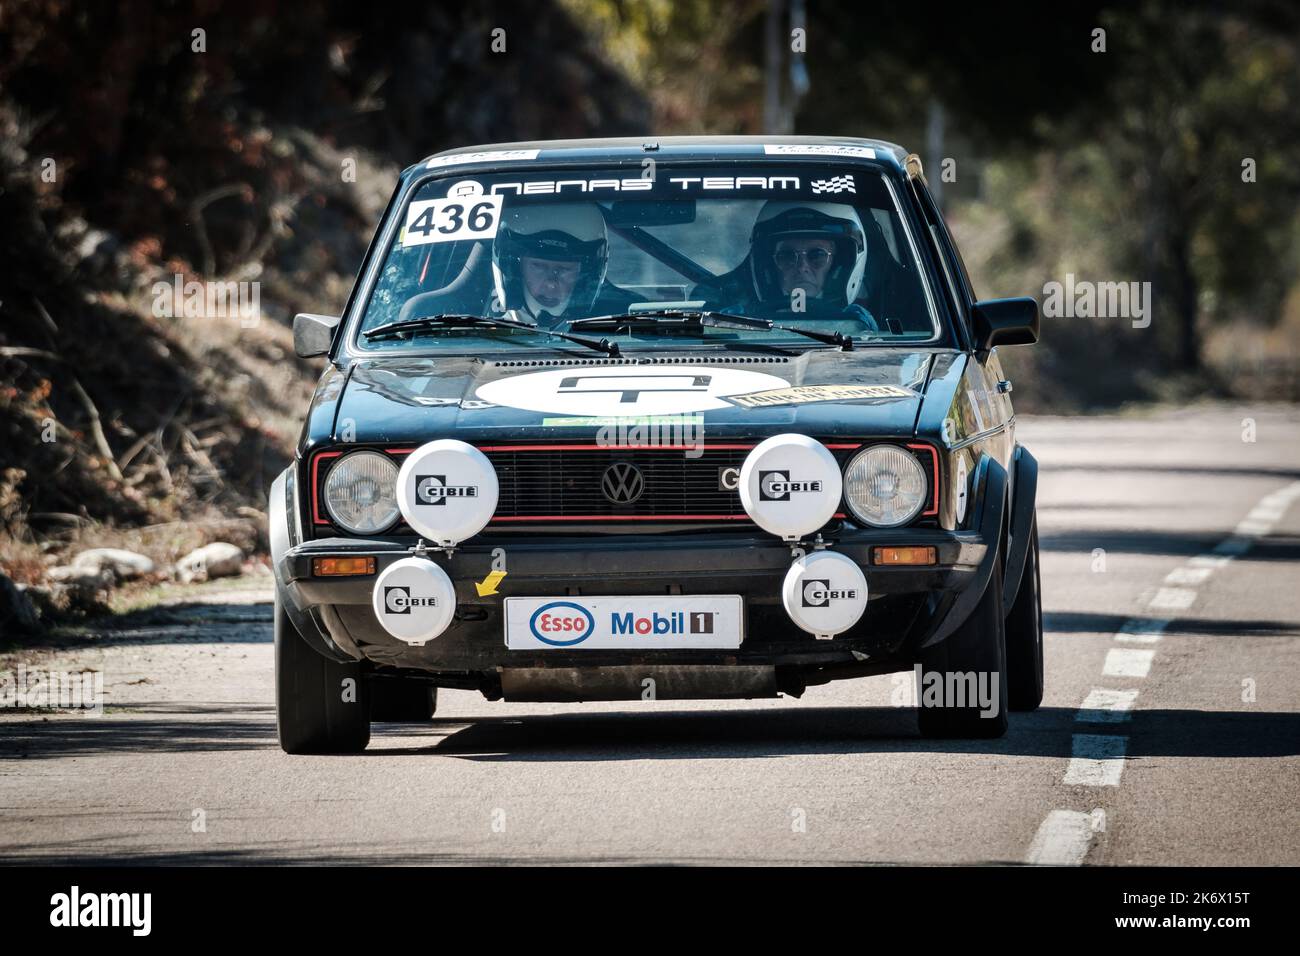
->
[[921, 454, 1008, 648], [268, 468, 294, 593], [269, 468, 355, 664], [1001, 444, 1039, 616]]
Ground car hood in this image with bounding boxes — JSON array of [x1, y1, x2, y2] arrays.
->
[[331, 348, 952, 445]]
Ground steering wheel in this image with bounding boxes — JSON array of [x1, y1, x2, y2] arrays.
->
[[766, 301, 881, 332]]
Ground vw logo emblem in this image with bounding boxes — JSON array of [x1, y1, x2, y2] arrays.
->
[[601, 462, 644, 504]]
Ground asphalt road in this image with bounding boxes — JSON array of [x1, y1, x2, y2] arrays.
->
[[2, 404, 1298, 865]]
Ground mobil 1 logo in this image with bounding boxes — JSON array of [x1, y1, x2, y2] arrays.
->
[[688, 611, 715, 633]]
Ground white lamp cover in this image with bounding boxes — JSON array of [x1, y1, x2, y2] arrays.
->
[[781, 549, 868, 638], [739, 433, 843, 540], [372, 557, 457, 645], [396, 439, 499, 546]]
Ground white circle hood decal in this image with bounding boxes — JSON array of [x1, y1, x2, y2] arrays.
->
[[475, 365, 791, 417]]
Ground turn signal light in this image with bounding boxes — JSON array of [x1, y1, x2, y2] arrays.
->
[[313, 556, 376, 577], [873, 546, 937, 566]]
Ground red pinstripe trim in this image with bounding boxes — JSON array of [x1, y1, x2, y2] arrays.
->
[[905, 442, 941, 516], [477, 443, 758, 452], [477, 443, 865, 452], [310, 450, 344, 525], [386, 442, 864, 452], [490, 514, 750, 522], [488, 513, 849, 523]]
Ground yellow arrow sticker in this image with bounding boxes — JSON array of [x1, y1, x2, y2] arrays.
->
[[475, 569, 507, 597]]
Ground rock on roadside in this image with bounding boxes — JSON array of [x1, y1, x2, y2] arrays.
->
[[72, 548, 155, 581], [174, 542, 245, 583], [45, 565, 117, 589]]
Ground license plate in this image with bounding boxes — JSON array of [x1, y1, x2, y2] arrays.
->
[[504, 595, 743, 650]]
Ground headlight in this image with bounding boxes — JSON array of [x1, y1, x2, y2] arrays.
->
[[323, 451, 400, 534], [843, 445, 928, 527]]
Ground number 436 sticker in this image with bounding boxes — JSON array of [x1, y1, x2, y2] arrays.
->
[[402, 195, 503, 247]]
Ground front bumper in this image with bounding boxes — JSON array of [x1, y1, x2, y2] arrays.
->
[[276, 524, 991, 677]]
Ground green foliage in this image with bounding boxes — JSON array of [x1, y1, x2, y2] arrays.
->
[[562, 0, 767, 131], [1083, 2, 1300, 369]]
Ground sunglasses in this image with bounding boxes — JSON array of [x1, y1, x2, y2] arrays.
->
[[773, 248, 832, 268]]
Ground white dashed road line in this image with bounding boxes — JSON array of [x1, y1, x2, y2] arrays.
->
[[1076, 688, 1139, 723], [1026, 809, 1108, 866], [1063, 734, 1128, 786], [1114, 618, 1169, 644], [1102, 647, 1155, 678], [1163, 566, 1212, 586], [1213, 535, 1253, 556], [1026, 479, 1300, 865], [1148, 587, 1197, 610]]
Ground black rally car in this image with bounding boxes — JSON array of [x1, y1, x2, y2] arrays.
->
[[271, 136, 1042, 753]]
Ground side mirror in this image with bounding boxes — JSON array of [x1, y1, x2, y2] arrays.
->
[[972, 297, 1039, 352], [293, 313, 341, 358]]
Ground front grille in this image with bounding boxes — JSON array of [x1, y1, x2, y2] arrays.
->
[[309, 439, 939, 534], [482, 445, 753, 521]]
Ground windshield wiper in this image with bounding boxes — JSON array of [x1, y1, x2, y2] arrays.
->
[[566, 309, 854, 350], [568, 309, 738, 330], [362, 314, 620, 356]]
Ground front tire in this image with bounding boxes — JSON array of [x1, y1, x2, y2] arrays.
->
[[275, 595, 371, 754], [1006, 516, 1045, 711], [917, 548, 1010, 739]]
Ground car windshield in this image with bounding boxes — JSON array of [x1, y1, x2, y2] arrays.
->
[[355, 163, 942, 352]]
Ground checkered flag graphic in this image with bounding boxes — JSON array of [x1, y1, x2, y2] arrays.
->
[[810, 175, 856, 194]]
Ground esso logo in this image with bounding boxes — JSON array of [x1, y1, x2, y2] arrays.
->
[[529, 601, 596, 647]]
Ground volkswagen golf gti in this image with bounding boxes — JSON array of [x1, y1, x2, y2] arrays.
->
[[270, 136, 1043, 753]]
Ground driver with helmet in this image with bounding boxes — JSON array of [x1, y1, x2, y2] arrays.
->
[[491, 203, 631, 327], [706, 200, 879, 329]]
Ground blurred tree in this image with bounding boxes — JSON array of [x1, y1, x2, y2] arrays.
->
[[797, 2, 1113, 148], [0, 0, 650, 276], [561, 0, 767, 131], [795, 0, 1300, 374], [1092, 2, 1300, 370]]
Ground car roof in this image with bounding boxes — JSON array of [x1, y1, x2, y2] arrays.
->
[[402, 135, 912, 181]]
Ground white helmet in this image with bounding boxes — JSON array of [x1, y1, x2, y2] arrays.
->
[[749, 201, 867, 307], [492, 203, 608, 318]]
